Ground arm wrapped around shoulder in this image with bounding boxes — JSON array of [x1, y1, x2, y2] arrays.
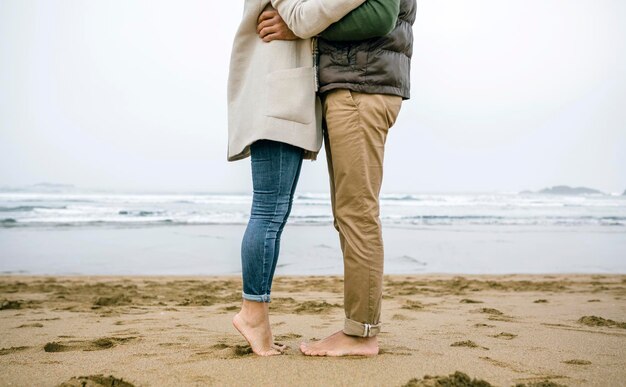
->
[[270, 0, 367, 39]]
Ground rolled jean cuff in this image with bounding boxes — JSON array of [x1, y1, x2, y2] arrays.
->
[[343, 317, 381, 337], [242, 291, 271, 303]]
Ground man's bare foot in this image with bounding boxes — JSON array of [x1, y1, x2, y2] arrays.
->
[[232, 300, 282, 356], [300, 330, 379, 356]]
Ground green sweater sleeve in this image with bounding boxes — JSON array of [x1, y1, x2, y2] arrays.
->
[[319, 0, 401, 41]]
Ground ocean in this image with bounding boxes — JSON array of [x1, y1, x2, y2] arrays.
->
[[1, 190, 625, 275], [1, 191, 625, 228]]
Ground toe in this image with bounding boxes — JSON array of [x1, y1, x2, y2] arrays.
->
[[259, 348, 282, 356], [300, 344, 314, 356]]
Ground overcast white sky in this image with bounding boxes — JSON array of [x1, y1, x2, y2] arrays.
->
[[1, 0, 625, 194]]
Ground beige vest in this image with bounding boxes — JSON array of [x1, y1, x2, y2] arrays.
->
[[226, 0, 366, 161]]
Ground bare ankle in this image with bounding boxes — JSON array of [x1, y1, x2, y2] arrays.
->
[[343, 332, 378, 343], [238, 299, 269, 326]]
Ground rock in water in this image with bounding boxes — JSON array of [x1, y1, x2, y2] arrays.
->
[[538, 185, 604, 195]]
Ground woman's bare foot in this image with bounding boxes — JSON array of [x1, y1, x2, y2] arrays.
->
[[299, 330, 379, 356], [232, 300, 282, 356]]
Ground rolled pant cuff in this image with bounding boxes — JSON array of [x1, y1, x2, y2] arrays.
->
[[242, 291, 271, 303], [343, 317, 381, 338]]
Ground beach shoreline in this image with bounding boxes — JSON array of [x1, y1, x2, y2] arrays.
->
[[1, 274, 625, 386]]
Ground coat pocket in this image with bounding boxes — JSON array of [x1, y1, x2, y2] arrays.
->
[[264, 67, 316, 125]]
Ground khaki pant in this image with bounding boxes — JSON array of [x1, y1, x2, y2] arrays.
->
[[322, 89, 403, 337]]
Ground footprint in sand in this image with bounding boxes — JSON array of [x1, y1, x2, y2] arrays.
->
[[274, 333, 302, 341], [489, 332, 518, 340], [15, 322, 44, 328], [158, 342, 186, 348], [479, 356, 526, 373], [221, 305, 239, 312], [379, 345, 415, 356], [294, 301, 341, 314], [473, 307, 515, 322], [194, 342, 253, 359], [93, 294, 132, 307], [577, 315, 626, 329], [402, 371, 494, 387], [111, 328, 141, 336], [43, 336, 139, 352], [459, 299, 483, 304], [513, 376, 570, 386], [401, 300, 425, 310], [271, 298, 341, 314], [450, 340, 489, 350], [475, 307, 503, 315], [31, 317, 61, 321], [563, 359, 592, 365], [0, 346, 30, 355], [1, 299, 40, 310]]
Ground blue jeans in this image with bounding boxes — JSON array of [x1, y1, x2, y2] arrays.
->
[[241, 139, 304, 302]]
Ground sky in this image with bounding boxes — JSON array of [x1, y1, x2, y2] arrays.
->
[[1, 0, 625, 194]]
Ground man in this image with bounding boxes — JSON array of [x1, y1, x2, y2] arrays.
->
[[258, 0, 417, 356]]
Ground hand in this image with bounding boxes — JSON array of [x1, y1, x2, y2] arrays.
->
[[257, 10, 298, 42]]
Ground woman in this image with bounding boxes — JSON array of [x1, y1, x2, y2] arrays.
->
[[227, 0, 400, 356]]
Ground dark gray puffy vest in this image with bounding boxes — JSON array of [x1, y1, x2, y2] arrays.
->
[[317, 0, 417, 100]]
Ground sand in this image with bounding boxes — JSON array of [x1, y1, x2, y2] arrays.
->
[[1, 274, 625, 386]]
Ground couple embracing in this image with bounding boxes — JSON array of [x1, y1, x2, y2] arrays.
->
[[227, 0, 416, 357]]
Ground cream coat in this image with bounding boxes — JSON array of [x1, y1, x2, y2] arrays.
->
[[227, 0, 366, 161]]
